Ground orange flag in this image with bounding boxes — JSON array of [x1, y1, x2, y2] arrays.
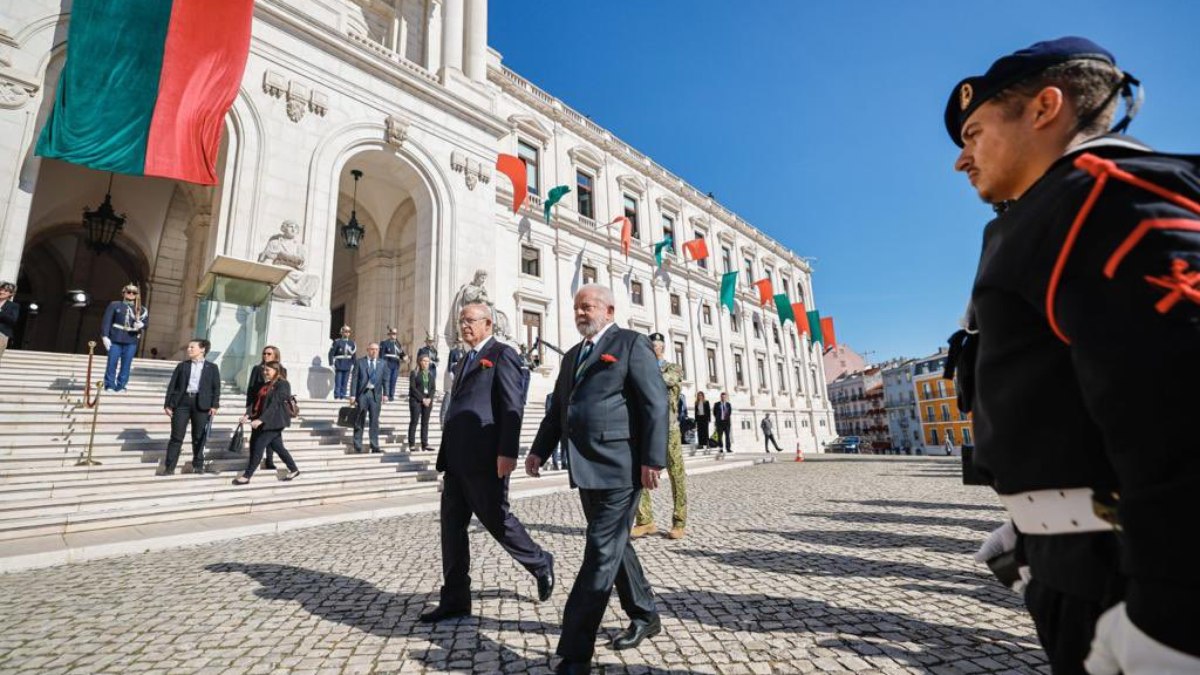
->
[[820, 317, 837, 350], [792, 302, 809, 334], [682, 238, 709, 262], [610, 216, 632, 257], [495, 154, 527, 214], [753, 279, 773, 306]]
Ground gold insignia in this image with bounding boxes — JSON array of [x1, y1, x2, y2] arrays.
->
[[960, 83, 973, 111]]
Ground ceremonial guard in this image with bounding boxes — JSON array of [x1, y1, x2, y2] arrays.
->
[[946, 37, 1199, 673], [417, 334, 440, 383], [100, 283, 148, 393], [446, 340, 466, 388], [632, 332, 687, 540], [379, 326, 407, 402], [328, 326, 356, 400]]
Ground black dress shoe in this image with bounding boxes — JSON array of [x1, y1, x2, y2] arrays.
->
[[611, 616, 662, 650], [554, 660, 591, 674], [418, 605, 471, 623], [536, 559, 555, 602]]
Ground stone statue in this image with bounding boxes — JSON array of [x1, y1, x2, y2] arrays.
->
[[448, 269, 512, 343], [259, 220, 320, 306]]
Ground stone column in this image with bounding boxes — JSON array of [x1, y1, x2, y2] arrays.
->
[[440, 0, 464, 77], [425, 0, 443, 73], [463, 0, 487, 82]]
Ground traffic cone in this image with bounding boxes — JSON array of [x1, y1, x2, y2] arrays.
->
[[794, 443, 804, 462]]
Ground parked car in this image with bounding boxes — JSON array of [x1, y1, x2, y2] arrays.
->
[[827, 436, 864, 453]]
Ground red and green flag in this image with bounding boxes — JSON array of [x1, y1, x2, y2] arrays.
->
[[719, 272, 738, 313], [495, 154, 527, 214], [36, 0, 255, 185], [774, 294, 794, 323], [753, 279, 773, 306], [792, 302, 810, 334], [807, 310, 824, 345], [543, 185, 571, 222], [682, 237, 709, 262], [654, 235, 673, 267], [820, 316, 837, 351]]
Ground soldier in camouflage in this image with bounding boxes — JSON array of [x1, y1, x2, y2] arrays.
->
[[633, 332, 687, 540]]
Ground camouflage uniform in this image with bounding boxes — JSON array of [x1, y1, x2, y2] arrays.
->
[[636, 360, 687, 528]]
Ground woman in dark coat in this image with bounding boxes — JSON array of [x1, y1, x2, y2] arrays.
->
[[234, 360, 299, 484], [408, 354, 436, 451], [694, 391, 711, 449], [246, 346, 286, 470]]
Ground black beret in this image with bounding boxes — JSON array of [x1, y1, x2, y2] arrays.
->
[[649, 332, 665, 343], [945, 37, 1118, 147]]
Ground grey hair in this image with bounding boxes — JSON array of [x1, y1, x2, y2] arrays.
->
[[461, 302, 493, 321], [576, 284, 615, 309]]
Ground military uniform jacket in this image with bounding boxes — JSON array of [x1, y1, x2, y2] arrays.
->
[[379, 339, 406, 367], [659, 361, 683, 430], [100, 301, 148, 345], [966, 136, 1200, 655], [328, 338, 356, 372]]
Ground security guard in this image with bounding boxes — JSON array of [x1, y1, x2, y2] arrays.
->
[[633, 332, 687, 540], [328, 326, 356, 400], [946, 37, 1199, 673], [379, 326, 408, 402], [100, 283, 148, 392]]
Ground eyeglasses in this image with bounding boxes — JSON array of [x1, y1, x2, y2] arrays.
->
[[458, 317, 487, 325]]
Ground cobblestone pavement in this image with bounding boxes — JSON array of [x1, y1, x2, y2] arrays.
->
[[0, 458, 1046, 674]]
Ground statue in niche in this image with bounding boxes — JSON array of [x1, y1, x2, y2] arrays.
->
[[447, 269, 512, 343], [259, 220, 320, 306]]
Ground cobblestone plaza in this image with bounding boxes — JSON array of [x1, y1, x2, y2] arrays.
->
[[0, 458, 1046, 674]]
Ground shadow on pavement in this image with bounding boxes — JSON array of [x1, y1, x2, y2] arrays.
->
[[675, 547, 993, 585], [742, 528, 981, 556], [795, 510, 1002, 533], [895, 581, 1025, 610], [832, 499, 1004, 513], [523, 522, 589, 537]]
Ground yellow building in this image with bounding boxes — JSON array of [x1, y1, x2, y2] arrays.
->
[[911, 349, 974, 454]]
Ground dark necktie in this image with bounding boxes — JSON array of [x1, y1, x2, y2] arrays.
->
[[574, 340, 594, 381]]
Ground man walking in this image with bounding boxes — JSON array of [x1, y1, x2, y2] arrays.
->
[[713, 392, 733, 454], [761, 414, 783, 453], [632, 332, 687, 540], [527, 284, 667, 674], [328, 326, 356, 399], [419, 302, 554, 623], [379, 326, 407, 402], [100, 283, 147, 393], [349, 342, 386, 453], [162, 339, 220, 474]]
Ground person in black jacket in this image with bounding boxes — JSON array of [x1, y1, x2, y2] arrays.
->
[[162, 339, 221, 474], [0, 281, 19, 363], [693, 391, 711, 449], [246, 346, 288, 470], [234, 360, 299, 484], [408, 353, 435, 451]]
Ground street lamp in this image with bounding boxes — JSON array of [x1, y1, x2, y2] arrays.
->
[[82, 173, 127, 253], [65, 289, 91, 352], [340, 169, 365, 249]]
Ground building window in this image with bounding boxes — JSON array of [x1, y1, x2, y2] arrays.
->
[[707, 348, 718, 383], [922, 382, 931, 398], [930, 428, 940, 445], [674, 341, 686, 378], [796, 281, 805, 303], [518, 140, 540, 196], [702, 304, 713, 325], [520, 245, 540, 277], [812, 369, 820, 393], [623, 194, 640, 239], [765, 266, 775, 287], [794, 366, 802, 393], [756, 358, 767, 390], [631, 280, 644, 306], [781, 276, 791, 298], [734, 353, 745, 387], [789, 331, 797, 354], [776, 361, 786, 392], [926, 405, 935, 422], [941, 404, 950, 422], [730, 312, 740, 333], [582, 264, 597, 285], [522, 311, 542, 358], [752, 316, 763, 339], [963, 427, 972, 445], [662, 214, 676, 252], [937, 380, 946, 398], [722, 245, 733, 273], [744, 257, 755, 286], [946, 428, 956, 445], [670, 294, 682, 316], [694, 230, 708, 269], [772, 325, 781, 347], [576, 170, 594, 219]]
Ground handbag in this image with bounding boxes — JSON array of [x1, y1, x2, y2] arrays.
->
[[336, 405, 358, 428], [226, 422, 245, 454]]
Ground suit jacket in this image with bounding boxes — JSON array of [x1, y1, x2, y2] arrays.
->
[[329, 339, 356, 371], [436, 339, 524, 475], [0, 300, 18, 339], [409, 368, 436, 401], [530, 326, 667, 490], [250, 378, 293, 431], [100, 301, 147, 345], [246, 363, 289, 409], [164, 360, 221, 411], [714, 401, 732, 424], [351, 357, 387, 400], [694, 400, 711, 421]]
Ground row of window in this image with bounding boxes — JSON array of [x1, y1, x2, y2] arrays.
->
[[928, 427, 972, 446], [923, 404, 970, 423]]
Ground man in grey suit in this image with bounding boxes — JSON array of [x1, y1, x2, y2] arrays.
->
[[527, 284, 667, 675], [350, 342, 387, 453]]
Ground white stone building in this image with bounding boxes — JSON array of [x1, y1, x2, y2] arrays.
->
[[0, 0, 835, 450]]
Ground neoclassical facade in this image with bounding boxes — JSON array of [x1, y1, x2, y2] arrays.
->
[[0, 0, 835, 449]]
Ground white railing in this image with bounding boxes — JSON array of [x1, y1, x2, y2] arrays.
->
[[346, 32, 437, 83]]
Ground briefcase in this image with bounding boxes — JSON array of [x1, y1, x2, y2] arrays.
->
[[227, 422, 245, 454], [336, 405, 358, 428]]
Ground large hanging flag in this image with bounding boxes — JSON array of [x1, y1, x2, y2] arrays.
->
[[820, 316, 837, 351], [774, 294, 795, 323], [807, 310, 824, 346], [35, 0, 255, 185], [753, 279, 773, 306], [719, 272, 738, 313], [543, 185, 570, 222], [608, 216, 633, 257], [682, 237, 709, 262], [495, 154, 527, 214], [653, 235, 673, 267], [792, 302, 810, 334]]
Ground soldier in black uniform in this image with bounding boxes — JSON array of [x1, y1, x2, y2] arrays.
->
[[945, 37, 1200, 673], [379, 326, 408, 402]]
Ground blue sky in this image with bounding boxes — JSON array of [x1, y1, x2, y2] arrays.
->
[[489, 1, 1200, 361]]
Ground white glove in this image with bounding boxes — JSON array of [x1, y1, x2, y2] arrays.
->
[[101, 337, 112, 351], [974, 520, 1030, 593], [133, 320, 145, 330], [1085, 602, 1200, 674]]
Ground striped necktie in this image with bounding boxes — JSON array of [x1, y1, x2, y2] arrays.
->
[[574, 340, 594, 381]]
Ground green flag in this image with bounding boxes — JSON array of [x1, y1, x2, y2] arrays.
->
[[720, 272, 738, 313], [543, 185, 570, 222], [807, 310, 823, 345], [654, 235, 673, 267], [774, 294, 795, 323]]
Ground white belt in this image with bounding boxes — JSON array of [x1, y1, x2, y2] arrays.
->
[[998, 488, 1117, 535]]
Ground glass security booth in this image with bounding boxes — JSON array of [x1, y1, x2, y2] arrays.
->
[[195, 255, 290, 392]]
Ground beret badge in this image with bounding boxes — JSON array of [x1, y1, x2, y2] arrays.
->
[[959, 83, 973, 111]]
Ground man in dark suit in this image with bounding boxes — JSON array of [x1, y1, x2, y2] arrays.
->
[[162, 339, 221, 474], [349, 342, 387, 453], [714, 392, 733, 454], [527, 284, 667, 674], [419, 302, 554, 623]]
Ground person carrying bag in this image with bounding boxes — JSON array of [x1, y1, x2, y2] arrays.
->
[[233, 360, 299, 484]]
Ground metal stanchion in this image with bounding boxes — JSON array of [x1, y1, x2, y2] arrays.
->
[[75, 341, 103, 467]]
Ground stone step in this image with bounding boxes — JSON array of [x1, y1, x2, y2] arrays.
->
[[0, 444, 443, 471]]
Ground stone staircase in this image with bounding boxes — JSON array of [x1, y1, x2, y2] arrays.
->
[[0, 350, 742, 568]]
